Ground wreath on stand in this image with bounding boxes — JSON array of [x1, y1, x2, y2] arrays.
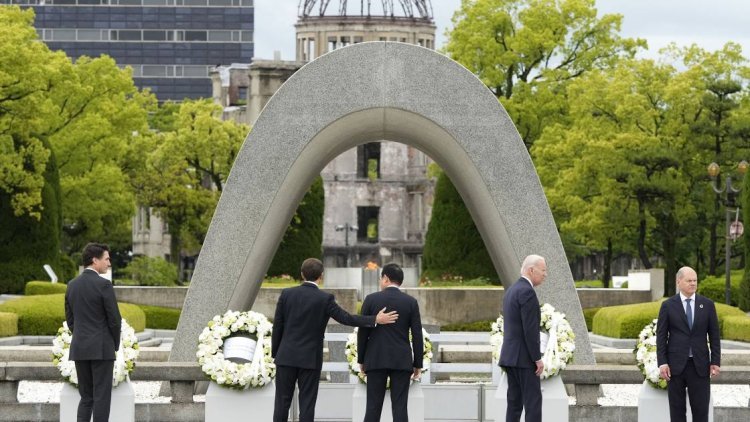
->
[[634, 319, 667, 389], [345, 327, 433, 384]]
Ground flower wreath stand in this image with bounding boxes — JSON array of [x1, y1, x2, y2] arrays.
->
[[55, 320, 138, 422], [490, 304, 575, 422], [198, 311, 276, 421], [634, 320, 713, 422]]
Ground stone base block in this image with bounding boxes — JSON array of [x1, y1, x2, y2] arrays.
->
[[494, 373, 568, 422], [352, 382, 424, 422], [60, 380, 135, 422], [204, 381, 274, 421], [637, 380, 713, 422]]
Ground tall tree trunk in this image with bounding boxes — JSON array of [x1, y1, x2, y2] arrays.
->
[[660, 215, 679, 297], [637, 209, 652, 268], [709, 199, 719, 275], [602, 239, 612, 288]]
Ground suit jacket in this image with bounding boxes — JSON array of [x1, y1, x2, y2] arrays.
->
[[358, 286, 423, 372], [656, 294, 720, 377], [272, 282, 376, 370], [64, 269, 122, 361], [499, 277, 541, 369]]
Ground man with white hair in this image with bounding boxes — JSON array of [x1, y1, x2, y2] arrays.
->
[[499, 254, 547, 422]]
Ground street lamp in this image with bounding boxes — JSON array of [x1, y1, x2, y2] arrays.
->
[[335, 223, 358, 267], [707, 160, 748, 305]]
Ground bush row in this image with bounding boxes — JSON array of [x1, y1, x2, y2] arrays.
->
[[137, 305, 181, 330], [697, 271, 743, 307], [0, 294, 145, 335], [25, 281, 67, 295], [0, 312, 18, 337]]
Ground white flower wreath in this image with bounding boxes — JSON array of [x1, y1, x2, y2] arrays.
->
[[345, 327, 433, 384], [490, 302, 576, 379], [196, 310, 276, 389], [52, 319, 139, 387], [634, 319, 667, 389]]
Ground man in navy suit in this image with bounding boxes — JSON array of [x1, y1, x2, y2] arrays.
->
[[272, 258, 398, 422], [499, 255, 546, 422], [65, 243, 122, 422], [657, 266, 721, 422], [358, 263, 423, 422]]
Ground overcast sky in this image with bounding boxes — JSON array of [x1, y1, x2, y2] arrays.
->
[[253, 0, 750, 61]]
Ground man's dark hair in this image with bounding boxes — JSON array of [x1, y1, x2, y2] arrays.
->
[[301, 258, 324, 281], [381, 263, 404, 285], [82, 243, 110, 266]]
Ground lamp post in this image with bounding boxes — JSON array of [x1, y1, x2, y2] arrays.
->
[[707, 160, 748, 305], [335, 223, 358, 267]]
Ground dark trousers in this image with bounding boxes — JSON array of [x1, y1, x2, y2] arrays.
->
[[364, 369, 412, 422], [74, 359, 114, 422], [668, 358, 711, 422], [273, 365, 321, 422], [504, 366, 542, 422]]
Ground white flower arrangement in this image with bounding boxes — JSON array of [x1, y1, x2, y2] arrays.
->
[[345, 327, 433, 384], [490, 303, 576, 379], [52, 319, 139, 387], [196, 310, 276, 390], [634, 319, 667, 389]]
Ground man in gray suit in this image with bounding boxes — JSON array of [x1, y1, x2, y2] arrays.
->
[[499, 255, 547, 422], [65, 243, 122, 422]]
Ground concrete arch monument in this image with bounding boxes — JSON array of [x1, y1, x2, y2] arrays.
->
[[170, 42, 594, 365]]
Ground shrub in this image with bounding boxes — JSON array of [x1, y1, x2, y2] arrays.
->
[[0, 312, 18, 337], [722, 315, 750, 342], [422, 172, 498, 283], [138, 305, 181, 329], [575, 280, 604, 288], [25, 281, 67, 295], [267, 176, 324, 278], [120, 256, 177, 286], [592, 300, 747, 339], [583, 307, 601, 331], [0, 294, 145, 335], [441, 320, 494, 332], [698, 271, 743, 307]]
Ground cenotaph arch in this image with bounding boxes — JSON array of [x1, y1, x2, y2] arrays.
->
[[169, 42, 595, 366]]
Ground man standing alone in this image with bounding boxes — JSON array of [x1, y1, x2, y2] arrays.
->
[[657, 266, 721, 422], [499, 255, 547, 422], [358, 263, 423, 422], [272, 258, 398, 422], [65, 243, 122, 422]]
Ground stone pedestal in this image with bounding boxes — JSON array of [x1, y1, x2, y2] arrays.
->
[[352, 382, 424, 422], [205, 381, 275, 421], [637, 380, 713, 422], [60, 380, 135, 422], [494, 373, 568, 422]]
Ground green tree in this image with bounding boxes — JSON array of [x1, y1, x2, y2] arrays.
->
[[740, 173, 750, 311], [422, 172, 497, 282], [445, 0, 643, 147], [267, 176, 325, 279]]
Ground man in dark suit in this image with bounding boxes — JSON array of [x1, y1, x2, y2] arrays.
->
[[358, 263, 423, 422], [499, 254, 546, 422], [657, 266, 721, 422], [64, 243, 122, 422], [272, 258, 398, 422]]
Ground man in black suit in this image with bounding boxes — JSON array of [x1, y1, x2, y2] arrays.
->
[[64, 243, 122, 422], [657, 266, 721, 422], [272, 258, 398, 422], [358, 263, 423, 422], [499, 254, 546, 422]]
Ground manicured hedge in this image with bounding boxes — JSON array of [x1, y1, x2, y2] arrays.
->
[[138, 304, 181, 329], [583, 307, 601, 331], [592, 300, 748, 340], [0, 294, 145, 335], [25, 281, 67, 295], [0, 312, 18, 337], [441, 320, 494, 332], [697, 271, 742, 307], [722, 315, 750, 342]]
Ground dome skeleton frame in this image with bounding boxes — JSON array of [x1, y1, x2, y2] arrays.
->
[[298, 0, 433, 19]]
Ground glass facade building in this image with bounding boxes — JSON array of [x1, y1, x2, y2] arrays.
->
[[5, 0, 254, 101]]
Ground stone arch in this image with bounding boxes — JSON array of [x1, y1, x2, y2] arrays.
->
[[170, 42, 594, 364]]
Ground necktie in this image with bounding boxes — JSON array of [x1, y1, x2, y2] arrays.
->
[[686, 298, 693, 330]]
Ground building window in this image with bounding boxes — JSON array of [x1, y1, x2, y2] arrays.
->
[[185, 31, 207, 42], [327, 36, 337, 52], [143, 30, 166, 41], [357, 143, 381, 180], [358, 207, 379, 243], [353, 36, 363, 44]]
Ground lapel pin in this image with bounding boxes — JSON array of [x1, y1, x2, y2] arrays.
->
[[699, 304, 703, 309]]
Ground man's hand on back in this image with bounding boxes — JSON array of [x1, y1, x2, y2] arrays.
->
[[375, 307, 398, 324]]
